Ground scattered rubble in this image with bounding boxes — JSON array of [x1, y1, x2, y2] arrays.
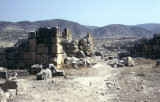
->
[[108, 57, 135, 68], [0, 88, 7, 102], [2, 79, 27, 95]]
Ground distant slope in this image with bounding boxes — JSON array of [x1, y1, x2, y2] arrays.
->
[[0, 19, 92, 42], [136, 23, 160, 33], [93, 24, 153, 38], [84, 25, 99, 30], [0, 19, 157, 43]]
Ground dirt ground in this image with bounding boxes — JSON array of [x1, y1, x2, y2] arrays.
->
[[3, 57, 159, 102]]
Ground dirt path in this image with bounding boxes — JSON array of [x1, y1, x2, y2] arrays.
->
[[8, 58, 160, 102]]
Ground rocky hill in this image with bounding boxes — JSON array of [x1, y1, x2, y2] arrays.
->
[[93, 24, 153, 38], [0, 19, 157, 44], [136, 23, 160, 33], [0, 19, 92, 40]]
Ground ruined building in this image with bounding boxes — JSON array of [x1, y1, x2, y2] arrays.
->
[[0, 27, 66, 69], [0, 27, 94, 69], [131, 34, 160, 59]]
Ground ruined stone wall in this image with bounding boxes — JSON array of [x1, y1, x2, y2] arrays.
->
[[78, 33, 94, 56], [61, 32, 94, 58], [0, 27, 66, 69], [131, 34, 160, 59]]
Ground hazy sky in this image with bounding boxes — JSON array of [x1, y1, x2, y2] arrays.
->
[[0, 0, 160, 26]]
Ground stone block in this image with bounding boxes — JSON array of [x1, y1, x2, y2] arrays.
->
[[18, 60, 25, 68], [36, 54, 48, 64], [25, 60, 35, 68], [28, 32, 36, 39], [18, 52, 25, 60], [82, 44, 92, 52], [24, 52, 35, 60], [144, 44, 152, 52], [37, 69, 52, 80], [0, 60, 8, 67], [51, 44, 63, 54], [0, 52, 7, 60], [152, 44, 160, 51], [36, 44, 48, 54], [24, 39, 36, 52], [37, 38, 45, 44], [6, 52, 19, 60], [30, 64, 43, 75], [52, 37, 61, 44], [8, 60, 19, 68]]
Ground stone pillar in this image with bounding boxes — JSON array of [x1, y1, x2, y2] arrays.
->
[[62, 28, 72, 41]]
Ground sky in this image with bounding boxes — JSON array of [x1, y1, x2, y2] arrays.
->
[[0, 0, 160, 27]]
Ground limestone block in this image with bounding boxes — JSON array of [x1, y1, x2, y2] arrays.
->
[[51, 44, 63, 54], [19, 52, 25, 60], [56, 54, 65, 65], [30, 64, 43, 75], [25, 45, 36, 52], [52, 37, 61, 44], [123, 57, 135, 67], [8, 60, 19, 68], [37, 69, 52, 80], [0, 60, 8, 67], [6, 52, 18, 60], [152, 44, 160, 51], [82, 44, 92, 52], [2, 79, 27, 95], [24, 52, 35, 60], [27, 39, 36, 46], [25, 60, 35, 68], [144, 44, 152, 52], [28, 32, 36, 39], [36, 44, 48, 54], [18, 60, 25, 68], [36, 54, 48, 64], [37, 38, 45, 44], [0, 52, 7, 60]]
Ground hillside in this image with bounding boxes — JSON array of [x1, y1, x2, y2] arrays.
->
[[0, 19, 92, 39], [136, 23, 160, 33], [0, 19, 157, 45], [93, 24, 153, 38]]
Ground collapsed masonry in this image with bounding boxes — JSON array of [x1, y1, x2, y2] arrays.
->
[[0, 27, 94, 69], [131, 34, 160, 59]]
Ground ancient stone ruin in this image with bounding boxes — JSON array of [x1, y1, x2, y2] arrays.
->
[[0, 27, 94, 69], [131, 34, 160, 59]]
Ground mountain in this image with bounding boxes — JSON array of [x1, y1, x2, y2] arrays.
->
[[136, 23, 160, 33], [93, 24, 153, 38], [0, 19, 157, 43], [84, 25, 99, 30], [0, 19, 92, 37]]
